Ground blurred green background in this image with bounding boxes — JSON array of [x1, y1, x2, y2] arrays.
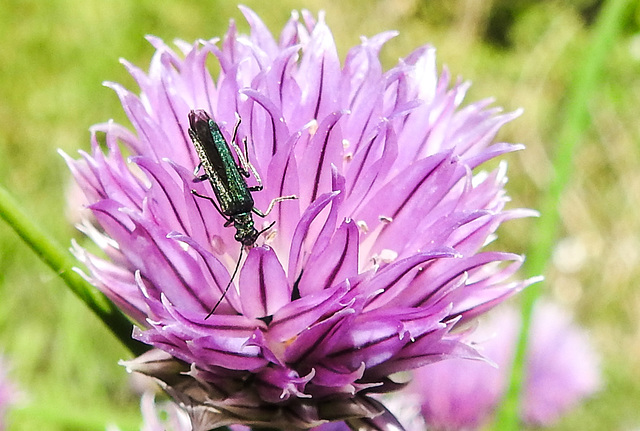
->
[[1, 0, 639, 429]]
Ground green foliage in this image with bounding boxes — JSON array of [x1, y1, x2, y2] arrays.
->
[[1, 0, 639, 430]]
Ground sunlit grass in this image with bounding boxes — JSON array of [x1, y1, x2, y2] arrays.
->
[[0, 1, 639, 430]]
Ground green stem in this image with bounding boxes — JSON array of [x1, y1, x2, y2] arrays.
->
[[0, 184, 147, 356], [494, 0, 633, 428]]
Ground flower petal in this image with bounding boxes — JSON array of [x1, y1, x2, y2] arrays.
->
[[298, 219, 359, 295], [239, 246, 291, 318]]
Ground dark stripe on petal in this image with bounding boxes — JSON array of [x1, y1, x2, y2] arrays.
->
[[310, 112, 343, 203], [285, 307, 353, 363], [287, 190, 339, 284], [167, 232, 241, 314], [239, 247, 290, 319], [143, 227, 210, 312], [135, 157, 189, 234], [312, 57, 325, 120], [269, 283, 350, 342], [325, 221, 358, 289]]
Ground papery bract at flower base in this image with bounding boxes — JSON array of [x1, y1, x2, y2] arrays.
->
[[64, 7, 538, 431]]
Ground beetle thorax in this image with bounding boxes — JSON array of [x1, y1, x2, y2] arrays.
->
[[233, 213, 259, 246]]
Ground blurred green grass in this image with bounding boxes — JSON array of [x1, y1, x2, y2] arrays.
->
[[1, 0, 639, 430]]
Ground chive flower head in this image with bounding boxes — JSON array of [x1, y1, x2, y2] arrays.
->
[[64, 8, 537, 430]]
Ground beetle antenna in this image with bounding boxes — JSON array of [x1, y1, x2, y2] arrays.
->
[[205, 247, 243, 319]]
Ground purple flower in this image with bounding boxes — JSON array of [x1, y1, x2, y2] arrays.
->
[[63, 7, 536, 430], [522, 302, 602, 425], [407, 302, 602, 430], [0, 355, 20, 431]]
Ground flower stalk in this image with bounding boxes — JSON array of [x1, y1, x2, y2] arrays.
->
[[0, 183, 146, 356], [494, 0, 635, 428]]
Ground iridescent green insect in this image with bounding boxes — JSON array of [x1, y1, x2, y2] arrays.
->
[[188, 109, 296, 317]]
